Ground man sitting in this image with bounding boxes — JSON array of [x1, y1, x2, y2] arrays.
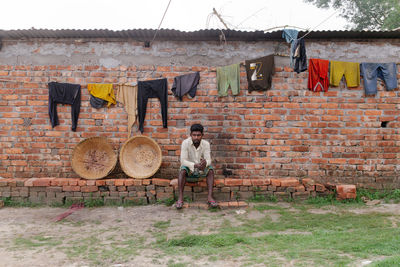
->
[[176, 123, 217, 209]]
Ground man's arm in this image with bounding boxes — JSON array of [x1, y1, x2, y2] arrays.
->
[[180, 140, 195, 172]]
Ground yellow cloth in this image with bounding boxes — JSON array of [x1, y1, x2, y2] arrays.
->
[[87, 84, 116, 107], [116, 84, 138, 137], [329, 61, 360, 87]]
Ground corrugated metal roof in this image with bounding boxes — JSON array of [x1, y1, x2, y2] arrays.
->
[[0, 28, 399, 41]]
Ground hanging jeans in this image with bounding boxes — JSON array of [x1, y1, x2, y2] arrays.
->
[[360, 63, 397, 95], [137, 78, 168, 133], [48, 82, 81, 131]]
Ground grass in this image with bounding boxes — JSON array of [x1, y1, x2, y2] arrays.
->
[[14, 235, 62, 248], [4, 190, 400, 266], [155, 204, 400, 266], [370, 256, 400, 266]]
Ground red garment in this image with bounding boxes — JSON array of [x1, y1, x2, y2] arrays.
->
[[308, 58, 330, 92]]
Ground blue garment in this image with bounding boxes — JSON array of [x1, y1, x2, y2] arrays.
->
[[360, 63, 398, 95], [282, 29, 299, 68]]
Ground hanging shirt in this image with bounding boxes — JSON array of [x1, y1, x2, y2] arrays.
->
[[48, 82, 81, 132], [245, 54, 275, 92], [171, 72, 200, 101], [293, 38, 308, 73], [180, 137, 212, 172], [282, 29, 299, 68], [116, 84, 138, 137], [87, 84, 116, 107], [308, 58, 330, 92], [217, 63, 240, 96]]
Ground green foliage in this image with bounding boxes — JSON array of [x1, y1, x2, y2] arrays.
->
[[358, 188, 400, 203], [370, 256, 400, 266], [164, 233, 248, 248], [1, 197, 43, 207], [248, 193, 277, 203], [153, 220, 171, 229], [14, 235, 62, 248], [304, 0, 400, 30]]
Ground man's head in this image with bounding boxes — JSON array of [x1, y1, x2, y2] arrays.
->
[[190, 123, 204, 145]]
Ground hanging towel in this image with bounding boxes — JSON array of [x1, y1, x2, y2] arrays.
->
[[116, 84, 138, 137], [360, 63, 397, 95], [330, 61, 360, 87], [137, 78, 168, 133], [308, 58, 330, 92], [245, 54, 275, 92], [171, 72, 200, 100], [87, 84, 116, 107], [293, 38, 308, 73], [217, 63, 240, 96], [48, 82, 81, 132], [282, 29, 299, 68]]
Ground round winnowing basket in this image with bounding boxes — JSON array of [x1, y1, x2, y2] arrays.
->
[[119, 135, 162, 179], [71, 137, 117, 180]]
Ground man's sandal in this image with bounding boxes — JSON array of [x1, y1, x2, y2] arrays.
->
[[207, 200, 218, 208], [175, 200, 184, 209]]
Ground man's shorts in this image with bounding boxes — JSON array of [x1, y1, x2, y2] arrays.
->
[[180, 165, 214, 183]]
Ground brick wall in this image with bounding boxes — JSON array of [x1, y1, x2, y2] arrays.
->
[[0, 39, 399, 190]]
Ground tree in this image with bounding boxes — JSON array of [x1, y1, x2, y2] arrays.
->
[[304, 0, 400, 30]]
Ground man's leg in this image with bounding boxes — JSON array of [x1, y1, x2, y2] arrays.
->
[[178, 169, 187, 203], [206, 169, 216, 202]]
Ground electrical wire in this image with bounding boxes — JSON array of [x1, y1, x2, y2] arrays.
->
[[150, 0, 173, 43]]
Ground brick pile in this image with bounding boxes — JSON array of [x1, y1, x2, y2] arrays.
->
[[0, 177, 355, 204]]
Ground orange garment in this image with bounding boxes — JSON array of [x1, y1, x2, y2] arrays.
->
[[308, 58, 330, 92]]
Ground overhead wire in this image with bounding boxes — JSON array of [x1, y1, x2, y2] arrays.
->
[[150, 0, 173, 43]]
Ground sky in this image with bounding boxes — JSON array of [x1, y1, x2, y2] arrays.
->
[[1, 0, 348, 31]]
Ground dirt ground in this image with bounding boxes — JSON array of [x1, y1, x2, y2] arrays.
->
[[0, 202, 399, 267]]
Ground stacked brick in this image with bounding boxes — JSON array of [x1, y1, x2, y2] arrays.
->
[[0, 177, 352, 204]]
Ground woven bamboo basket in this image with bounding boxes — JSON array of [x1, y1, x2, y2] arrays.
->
[[119, 135, 162, 179], [71, 137, 117, 179]]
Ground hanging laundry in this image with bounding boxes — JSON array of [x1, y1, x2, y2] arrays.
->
[[171, 72, 200, 101], [330, 61, 360, 87], [245, 54, 275, 92], [90, 95, 107, 109], [360, 63, 398, 95], [137, 78, 168, 133], [116, 84, 138, 137], [48, 82, 81, 132], [293, 38, 307, 73], [217, 63, 240, 96], [308, 58, 330, 92], [87, 84, 116, 108], [282, 29, 299, 68]]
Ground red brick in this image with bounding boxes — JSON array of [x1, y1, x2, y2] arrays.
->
[[152, 178, 171, 187], [280, 178, 300, 187], [225, 179, 243, 186], [124, 180, 134, 186], [96, 180, 106, 186], [81, 186, 98, 193], [24, 178, 37, 187], [302, 178, 315, 186], [336, 184, 356, 194], [315, 184, 326, 192], [114, 179, 125, 186], [62, 185, 80, 192], [32, 178, 53, 187], [270, 179, 281, 186], [142, 179, 151, 185]]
